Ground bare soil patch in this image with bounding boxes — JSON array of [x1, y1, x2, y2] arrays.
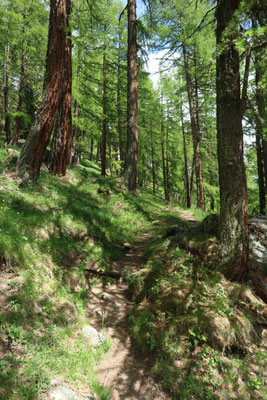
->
[[85, 232, 171, 400]]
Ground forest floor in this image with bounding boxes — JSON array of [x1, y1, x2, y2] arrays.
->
[[86, 231, 170, 400], [86, 207, 197, 400], [0, 149, 266, 400]]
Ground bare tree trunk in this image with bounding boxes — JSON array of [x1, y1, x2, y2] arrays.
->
[[194, 53, 205, 211], [49, 0, 72, 175], [255, 133, 265, 214], [126, 0, 138, 192], [161, 113, 169, 201], [90, 138, 94, 161], [181, 107, 191, 208], [166, 107, 170, 200], [0, 93, 4, 133], [96, 143, 100, 163], [101, 51, 107, 177], [17, 0, 68, 182], [11, 47, 25, 145], [71, 98, 79, 165], [150, 121, 156, 194], [4, 44, 11, 144], [183, 43, 205, 210], [216, 0, 249, 280], [254, 56, 266, 213], [72, 62, 80, 164], [117, 30, 124, 167]]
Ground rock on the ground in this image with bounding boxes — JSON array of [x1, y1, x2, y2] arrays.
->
[[50, 380, 97, 400], [200, 214, 267, 269], [101, 293, 110, 301], [249, 215, 267, 267], [82, 325, 105, 346]]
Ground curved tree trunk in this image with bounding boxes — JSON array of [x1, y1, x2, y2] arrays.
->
[[216, 0, 249, 281]]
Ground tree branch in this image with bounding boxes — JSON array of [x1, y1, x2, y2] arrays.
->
[[247, 98, 264, 128], [119, 4, 128, 23]]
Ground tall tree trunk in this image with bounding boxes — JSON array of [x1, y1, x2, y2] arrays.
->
[[194, 52, 205, 211], [255, 133, 265, 214], [71, 98, 79, 165], [101, 51, 107, 177], [109, 138, 113, 177], [182, 43, 205, 210], [96, 143, 100, 163], [4, 44, 11, 144], [181, 108, 191, 208], [16, 0, 68, 182], [150, 121, 156, 194], [72, 61, 80, 164], [254, 56, 266, 213], [166, 107, 170, 199], [216, 0, 249, 280], [117, 30, 124, 167], [161, 113, 169, 201], [50, 0, 72, 175], [11, 47, 25, 146], [189, 152, 195, 206], [90, 138, 94, 161], [0, 93, 4, 133], [126, 0, 138, 192]]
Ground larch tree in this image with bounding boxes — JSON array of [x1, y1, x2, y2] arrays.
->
[[182, 43, 205, 211], [49, 0, 72, 175], [126, 0, 138, 192], [16, 0, 71, 182], [216, 0, 249, 280]]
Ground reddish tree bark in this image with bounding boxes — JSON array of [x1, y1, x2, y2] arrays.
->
[[50, 0, 72, 175], [126, 0, 138, 192], [117, 30, 124, 167], [17, 0, 69, 182]]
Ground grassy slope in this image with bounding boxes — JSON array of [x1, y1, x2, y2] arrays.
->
[[0, 147, 266, 400], [0, 147, 166, 400]]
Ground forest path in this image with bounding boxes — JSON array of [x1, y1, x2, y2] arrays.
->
[[166, 205, 197, 225], [86, 229, 170, 400]]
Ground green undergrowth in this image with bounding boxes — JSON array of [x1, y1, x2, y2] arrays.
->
[[0, 147, 166, 399], [127, 219, 267, 400]]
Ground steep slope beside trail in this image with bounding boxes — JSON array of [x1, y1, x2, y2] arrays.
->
[[85, 231, 170, 400]]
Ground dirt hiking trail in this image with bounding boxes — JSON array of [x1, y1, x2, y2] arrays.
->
[[86, 231, 170, 400]]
